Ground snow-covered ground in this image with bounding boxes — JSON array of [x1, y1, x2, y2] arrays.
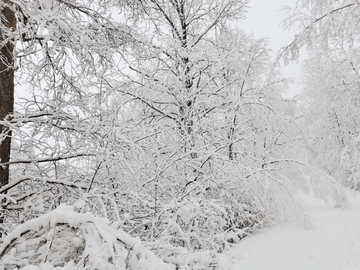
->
[[232, 191, 360, 270]]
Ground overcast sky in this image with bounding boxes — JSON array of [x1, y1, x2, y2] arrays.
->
[[241, 0, 297, 54], [240, 0, 301, 97]]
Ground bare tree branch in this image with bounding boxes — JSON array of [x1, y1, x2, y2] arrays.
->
[[0, 153, 95, 167]]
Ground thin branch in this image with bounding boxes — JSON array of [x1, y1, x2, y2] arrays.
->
[[191, 3, 232, 47], [279, 3, 356, 61], [55, 0, 101, 21], [116, 88, 177, 121], [0, 176, 87, 194], [309, 3, 355, 27], [86, 162, 103, 193], [0, 153, 94, 167], [149, 0, 182, 41]]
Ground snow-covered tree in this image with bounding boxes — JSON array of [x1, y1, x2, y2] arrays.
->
[[0, 0, 132, 233], [281, 0, 360, 62], [297, 48, 360, 188], [91, 0, 347, 251], [282, 0, 360, 189]]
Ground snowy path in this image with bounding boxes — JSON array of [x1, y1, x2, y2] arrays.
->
[[232, 192, 360, 270]]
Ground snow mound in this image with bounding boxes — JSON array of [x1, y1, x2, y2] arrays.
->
[[0, 203, 174, 270]]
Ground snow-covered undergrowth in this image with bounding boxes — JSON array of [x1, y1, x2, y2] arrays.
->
[[0, 174, 349, 270], [1, 163, 350, 270], [0, 202, 240, 270], [0, 202, 173, 270]]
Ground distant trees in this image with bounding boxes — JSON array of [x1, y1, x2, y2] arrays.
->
[[282, 0, 360, 189], [300, 51, 360, 188]]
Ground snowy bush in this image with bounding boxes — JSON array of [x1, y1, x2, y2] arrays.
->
[[0, 202, 246, 270], [112, 195, 252, 252], [0, 202, 174, 270]]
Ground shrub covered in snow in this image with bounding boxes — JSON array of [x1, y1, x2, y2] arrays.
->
[[0, 203, 175, 270], [0, 202, 244, 270]]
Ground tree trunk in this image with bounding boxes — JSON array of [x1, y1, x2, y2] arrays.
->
[[0, 1, 16, 189]]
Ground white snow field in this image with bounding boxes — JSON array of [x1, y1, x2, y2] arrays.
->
[[232, 191, 360, 270]]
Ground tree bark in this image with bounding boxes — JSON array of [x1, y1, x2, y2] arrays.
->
[[0, 1, 16, 189]]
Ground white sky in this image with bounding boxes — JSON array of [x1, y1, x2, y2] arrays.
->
[[240, 0, 302, 97]]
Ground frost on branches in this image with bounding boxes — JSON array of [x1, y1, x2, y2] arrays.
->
[[0, 0, 349, 268]]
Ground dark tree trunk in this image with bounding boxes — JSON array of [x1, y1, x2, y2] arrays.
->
[[0, 1, 16, 189]]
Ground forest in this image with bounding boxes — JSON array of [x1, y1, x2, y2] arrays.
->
[[0, 0, 359, 269]]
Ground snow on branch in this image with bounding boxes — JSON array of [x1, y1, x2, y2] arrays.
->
[[0, 153, 95, 167], [0, 176, 87, 194], [279, 1, 359, 63]]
